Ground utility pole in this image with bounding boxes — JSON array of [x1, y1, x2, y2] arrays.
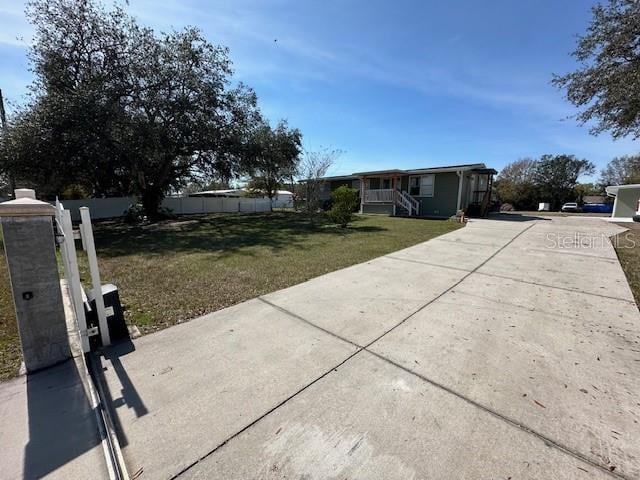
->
[[0, 88, 6, 131], [0, 88, 16, 197]]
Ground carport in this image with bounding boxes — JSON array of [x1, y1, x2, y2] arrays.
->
[[606, 183, 640, 221]]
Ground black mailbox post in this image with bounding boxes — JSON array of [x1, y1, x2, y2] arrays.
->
[[86, 284, 129, 348]]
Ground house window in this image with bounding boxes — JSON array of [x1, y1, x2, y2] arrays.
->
[[420, 175, 434, 197], [409, 177, 420, 196], [409, 175, 435, 196], [382, 177, 391, 189]]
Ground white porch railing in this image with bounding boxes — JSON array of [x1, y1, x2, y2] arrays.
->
[[364, 189, 394, 202]]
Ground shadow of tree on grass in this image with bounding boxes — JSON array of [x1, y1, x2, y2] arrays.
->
[[93, 212, 386, 258]]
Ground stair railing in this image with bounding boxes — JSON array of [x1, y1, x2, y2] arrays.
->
[[394, 190, 419, 216]]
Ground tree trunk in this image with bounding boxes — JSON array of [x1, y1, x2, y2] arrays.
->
[[140, 188, 165, 222]]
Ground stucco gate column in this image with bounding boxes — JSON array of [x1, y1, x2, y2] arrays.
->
[[0, 189, 71, 372]]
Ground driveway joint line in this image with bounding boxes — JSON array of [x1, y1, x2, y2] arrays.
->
[[443, 286, 634, 324], [361, 350, 625, 480], [520, 246, 621, 261], [473, 270, 637, 304], [430, 236, 519, 249], [169, 222, 537, 479], [384, 255, 474, 273], [258, 297, 362, 349], [167, 345, 367, 480], [361, 223, 535, 347]]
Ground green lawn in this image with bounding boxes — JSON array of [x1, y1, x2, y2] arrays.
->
[[0, 212, 461, 380]]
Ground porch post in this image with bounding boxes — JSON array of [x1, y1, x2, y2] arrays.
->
[[359, 176, 365, 214], [456, 170, 464, 212]]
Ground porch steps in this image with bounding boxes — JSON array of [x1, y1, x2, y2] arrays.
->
[[395, 205, 410, 217]]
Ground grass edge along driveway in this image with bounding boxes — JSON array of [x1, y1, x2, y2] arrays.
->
[[614, 222, 640, 308], [0, 212, 461, 380]]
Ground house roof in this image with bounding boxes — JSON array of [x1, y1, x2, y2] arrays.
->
[[315, 174, 361, 181], [351, 168, 406, 176], [405, 163, 490, 175], [605, 184, 640, 197], [323, 163, 493, 180]]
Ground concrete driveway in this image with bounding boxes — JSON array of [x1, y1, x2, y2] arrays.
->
[[100, 215, 640, 480]]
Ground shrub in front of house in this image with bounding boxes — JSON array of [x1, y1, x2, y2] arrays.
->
[[329, 185, 359, 228]]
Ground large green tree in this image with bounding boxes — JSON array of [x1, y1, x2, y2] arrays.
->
[[1, 0, 262, 219], [533, 154, 595, 209], [244, 121, 302, 208], [494, 158, 539, 209], [553, 0, 640, 139]]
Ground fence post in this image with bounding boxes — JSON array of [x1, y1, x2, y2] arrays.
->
[[59, 206, 91, 353], [79, 207, 111, 346], [0, 189, 71, 371]]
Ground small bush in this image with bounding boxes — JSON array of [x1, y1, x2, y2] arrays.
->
[[329, 186, 358, 228], [123, 203, 174, 223], [123, 203, 146, 223], [61, 184, 89, 200]]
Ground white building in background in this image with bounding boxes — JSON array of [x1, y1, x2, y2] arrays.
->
[[189, 188, 294, 209], [605, 184, 640, 222]]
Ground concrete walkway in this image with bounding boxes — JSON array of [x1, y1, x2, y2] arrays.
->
[[100, 215, 640, 480]]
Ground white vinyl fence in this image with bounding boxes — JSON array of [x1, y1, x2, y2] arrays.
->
[[55, 196, 271, 221]]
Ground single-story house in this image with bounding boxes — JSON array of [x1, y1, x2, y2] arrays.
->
[[319, 163, 496, 218], [605, 184, 640, 222], [189, 188, 294, 208]]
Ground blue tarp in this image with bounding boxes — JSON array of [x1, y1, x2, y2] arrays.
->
[[581, 203, 613, 213]]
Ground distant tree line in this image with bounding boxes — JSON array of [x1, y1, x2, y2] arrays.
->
[[495, 154, 640, 210], [0, 0, 303, 220]]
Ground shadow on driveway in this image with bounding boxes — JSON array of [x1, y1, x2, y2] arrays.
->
[[93, 339, 149, 449], [488, 212, 552, 222], [23, 359, 102, 479]]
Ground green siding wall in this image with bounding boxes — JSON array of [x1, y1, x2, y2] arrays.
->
[[330, 179, 355, 191], [415, 172, 459, 217]]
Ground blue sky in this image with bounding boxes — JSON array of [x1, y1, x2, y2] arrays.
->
[[0, 0, 638, 179]]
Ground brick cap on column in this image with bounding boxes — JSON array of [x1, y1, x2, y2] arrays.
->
[[0, 197, 55, 217]]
